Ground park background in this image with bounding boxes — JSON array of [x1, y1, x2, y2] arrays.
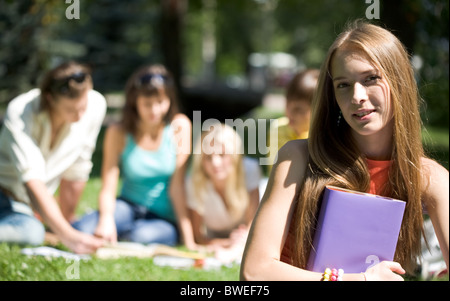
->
[[0, 0, 448, 281]]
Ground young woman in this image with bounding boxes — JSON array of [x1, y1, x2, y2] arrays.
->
[[186, 123, 260, 262], [0, 61, 106, 253], [240, 21, 448, 281], [73, 64, 196, 248]]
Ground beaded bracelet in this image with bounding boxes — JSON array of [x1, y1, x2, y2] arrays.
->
[[322, 268, 344, 281]]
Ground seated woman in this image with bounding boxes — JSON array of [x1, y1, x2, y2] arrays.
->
[[73, 64, 196, 248], [186, 123, 261, 263]]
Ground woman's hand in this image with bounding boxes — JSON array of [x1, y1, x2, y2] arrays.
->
[[94, 214, 117, 243], [364, 261, 406, 281], [59, 228, 105, 254]]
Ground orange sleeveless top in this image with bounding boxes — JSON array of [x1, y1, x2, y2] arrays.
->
[[280, 159, 392, 265]]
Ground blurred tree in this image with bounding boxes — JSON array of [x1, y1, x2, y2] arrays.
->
[[414, 0, 449, 127], [160, 0, 187, 95], [57, 0, 162, 93], [0, 0, 447, 127], [381, 0, 422, 52], [0, 0, 51, 103]]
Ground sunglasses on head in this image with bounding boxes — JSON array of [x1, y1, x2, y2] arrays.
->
[[51, 72, 87, 94], [135, 73, 168, 88]]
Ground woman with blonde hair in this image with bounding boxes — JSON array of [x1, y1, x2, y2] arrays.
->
[[241, 21, 448, 280], [186, 123, 260, 261]]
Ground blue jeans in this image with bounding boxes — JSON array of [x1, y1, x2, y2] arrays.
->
[[0, 190, 45, 246], [72, 198, 179, 246]]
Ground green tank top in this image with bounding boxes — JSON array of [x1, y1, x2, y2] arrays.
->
[[120, 125, 177, 222]]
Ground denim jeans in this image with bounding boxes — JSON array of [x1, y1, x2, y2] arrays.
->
[[0, 190, 45, 246], [72, 198, 179, 246]]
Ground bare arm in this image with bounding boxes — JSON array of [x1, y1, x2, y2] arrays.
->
[[169, 114, 197, 250], [58, 179, 86, 223], [244, 188, 260, 226], [422, 158, 449, 269], [26, 179, 103, 254], [240, 140, 325, 280], [94, 124, 125, 242], [189, 208, 210, 245]]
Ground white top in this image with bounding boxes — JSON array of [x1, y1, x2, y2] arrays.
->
[[186, 157, 261, 237], [0, 88, 106, 206]]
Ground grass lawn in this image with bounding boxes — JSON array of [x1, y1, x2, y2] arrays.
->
[[0, 243, 240, 281], [0, 177, 241, 281]]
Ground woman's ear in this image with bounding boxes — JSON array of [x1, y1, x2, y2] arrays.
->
[[45, 93, 57, 107]]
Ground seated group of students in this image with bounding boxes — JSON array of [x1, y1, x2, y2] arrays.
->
[[0, 59, 314, 260]]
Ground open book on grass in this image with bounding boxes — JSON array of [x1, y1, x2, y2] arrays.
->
[[96, 242, 205, 260], [306, 186, 406, 273]]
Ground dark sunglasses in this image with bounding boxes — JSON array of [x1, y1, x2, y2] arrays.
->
[[135, 73, 168, 88], [51, 72, 87, 94]]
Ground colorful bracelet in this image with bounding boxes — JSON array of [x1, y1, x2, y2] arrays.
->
[[322, 268, 344, 281]]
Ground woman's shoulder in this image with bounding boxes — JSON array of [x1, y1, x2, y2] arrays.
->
[[171, 113, 191, 126], [169, 113, 191, 136], [420, 157, 449, 204], [6, 89, 41, 116], [87, 89, 107, 113], [104, 123, 127, 147], [276, 139, 309, 164], [421, 157, 448, 178], [270, 139, 309, 185]]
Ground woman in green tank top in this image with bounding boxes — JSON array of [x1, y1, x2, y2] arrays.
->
[[73, 65, 197, 248]]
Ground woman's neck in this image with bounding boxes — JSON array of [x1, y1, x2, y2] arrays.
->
[[138, 121, 164, 139], [211, 177, 227, 200], [352, 125, 394, 161], [49, 110, 67, 148]]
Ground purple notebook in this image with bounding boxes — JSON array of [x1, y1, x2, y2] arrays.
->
[[306, 186, 406, 273]]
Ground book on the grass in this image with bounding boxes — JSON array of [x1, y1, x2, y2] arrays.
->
[[306, 185, 406, 273], [96, 242, 205, 260]]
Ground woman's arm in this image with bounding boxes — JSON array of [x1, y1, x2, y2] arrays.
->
[[240, 139, 324, 280], [421, 158, 449, 268], [190, 208, 209, 244], [244, 187, 260, 226], [94, 125, 126, 242], [58, 179, 86, 223], [169, 114, 197, 250], [26, 179, 103, 254]]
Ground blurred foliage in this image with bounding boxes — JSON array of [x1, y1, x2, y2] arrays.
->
[[0, 0, 448, 127], [414, 1, 449, 126]]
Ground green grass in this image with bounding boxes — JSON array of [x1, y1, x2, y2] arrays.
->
[[0, 177, 240, 281], [0, 243, 240, 281]]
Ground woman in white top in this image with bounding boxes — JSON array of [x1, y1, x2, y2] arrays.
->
[[186, 123, 261, 261], [0, 61, 106, 253]]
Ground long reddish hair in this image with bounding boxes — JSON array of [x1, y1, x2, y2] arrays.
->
[[291, 21, 425, 274]]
